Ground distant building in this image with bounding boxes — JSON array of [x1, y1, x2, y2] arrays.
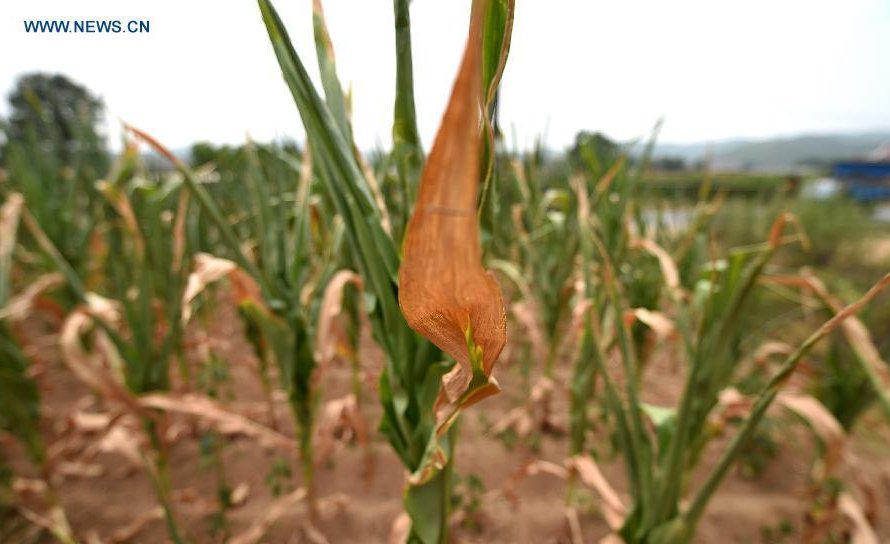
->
[[832, 144, 890, 202]]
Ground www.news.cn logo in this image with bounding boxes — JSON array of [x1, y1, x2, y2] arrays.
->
[[23, 19, 150, 34]]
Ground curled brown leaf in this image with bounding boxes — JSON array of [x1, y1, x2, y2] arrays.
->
[[314, 270, 362, 371], [777, 393, 845, 477], [398, 0, 506, 421], [570, 454, 627, 531]]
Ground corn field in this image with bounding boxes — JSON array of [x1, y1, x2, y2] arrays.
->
[[2, 1, 890, 543]]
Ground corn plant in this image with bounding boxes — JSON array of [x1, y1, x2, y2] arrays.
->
[[0, 75, 108, 284], [255, 0, 512, 540], [495, 146, 583, 379], [568, 186, 890, 543], [130, 127, 334, 522], [0, 193, 77, 543], [0, 195, 42, 517], [13, 143, 196, 542], [126, 6, 401, 514]]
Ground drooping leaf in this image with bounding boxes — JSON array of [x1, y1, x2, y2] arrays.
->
[[398, 0, 506, 420]]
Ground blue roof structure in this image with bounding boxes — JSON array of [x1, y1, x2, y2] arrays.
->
[[833, 161, 890, 202]]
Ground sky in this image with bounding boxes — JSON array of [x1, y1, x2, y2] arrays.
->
[[1, 0, 889, 152]]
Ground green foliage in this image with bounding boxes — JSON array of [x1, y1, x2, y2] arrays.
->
[[94, 151, 192, 393], [1, 74, 108, 278], [0, 195, 44, 464], [451, 472, 487, 532], [0, 323, 43, 463], [812, 334, 876, 430], [265, 457, 294, 497], [256, 1, 514, 541]]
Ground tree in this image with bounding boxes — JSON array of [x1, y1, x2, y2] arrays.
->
[[569, 131, 620, 177], [1, 73, 108, 175], [653, 156, 687, 172]]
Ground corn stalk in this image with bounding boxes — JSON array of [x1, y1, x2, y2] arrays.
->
[[257, 0, 512, 541]]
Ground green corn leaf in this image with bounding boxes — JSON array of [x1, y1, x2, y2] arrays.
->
[[391, 0, 424, 237], [258, 0, 402, 332], [312, 0, 352, 140]]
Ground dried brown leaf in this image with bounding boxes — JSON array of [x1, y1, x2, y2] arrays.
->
[[96, 180, 145, 257], [565, 507, 584, 544], [0, 193, 23, 266], [838, 493, 880, 544], [626, 308, 675, 342], [313, 394, 370, 468], [59, 303, 147, 418], [97, 425, 146, 470], [633, 238, 680, 294], [510, 301, 547, 363], [503, 459, 568, 503], [388, 512, 411, 544], [138, 393, 295, 452], [181, 253, 237, 322], [570, 454, 626, 531], [12, 477, 75, 543], [491, 377, 561, 438], [777, 393, 845, 476], [314, 270, 362, 370], [398, 0, 506, 420], [55, 460, 104, 479], [752, 341, 795, 365], [16, 505, 75, 544], [766, 273, 890, 396], [229, 487, 307, 544], [0, 273, 64, 321], [70, 411, 113, 433], [592, 157, 627, 203], [715, 387, 754, 423], [558, 296, 594, 362], [108, 506, 163, 544], [230, 482, 250, 507]]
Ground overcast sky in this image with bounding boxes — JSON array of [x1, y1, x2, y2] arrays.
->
[[1, 0, 889, 151]]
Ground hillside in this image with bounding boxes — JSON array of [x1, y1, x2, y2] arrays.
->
[[650, 131, 890, 171]]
